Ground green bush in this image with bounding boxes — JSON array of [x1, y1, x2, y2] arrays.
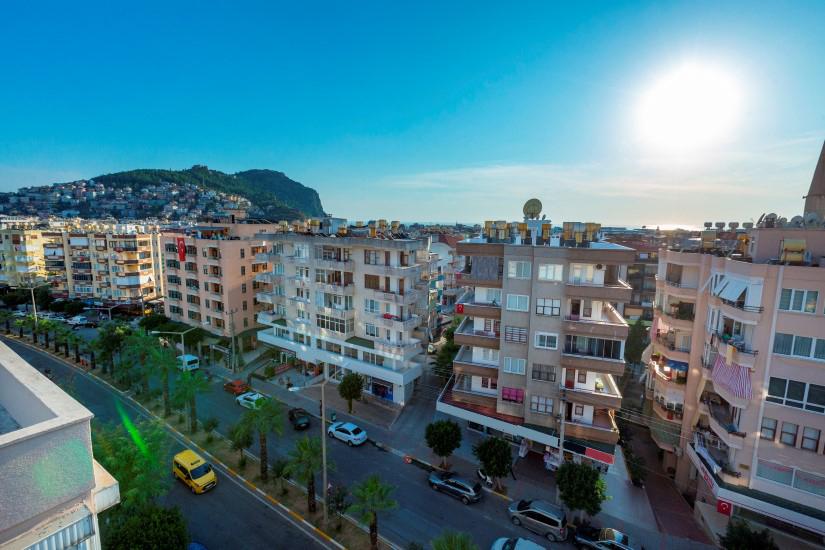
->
[[264, 365, 276, 378], [65, 301, 86, 316]]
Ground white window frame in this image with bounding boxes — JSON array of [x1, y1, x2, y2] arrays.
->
[[530, 395, 554, 415], [505, 294, 529, 312], [507, 261, 532, 279], [537, 263, 563, 282], [534, 332, 558, 350], [503, 357, 526, 375], [535, 298, 561, 316], [779, 288, 818, 314], [365, 323, 379, 337]]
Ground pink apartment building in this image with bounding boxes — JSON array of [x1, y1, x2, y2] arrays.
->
[[647, 142, 825, 547]]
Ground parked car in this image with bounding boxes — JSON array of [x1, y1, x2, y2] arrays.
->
[[508, 499, 568, 542], [172, 449, 217, 494], [573, 526, 633, 550], [427, 471, 482, 505], [236, 391, 267, 410], [67, 315, 96, 328], [288, 407, 311, 430], [327, 421, 367, 446], [491, 538, 546, 550], [223, 379, 250, 396], [12, 310, 28, 318], [177, 354, 200, 371]]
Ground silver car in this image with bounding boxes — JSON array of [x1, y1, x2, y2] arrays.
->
[[508, 499, 568, 542]]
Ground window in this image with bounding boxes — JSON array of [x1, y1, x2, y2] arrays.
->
[[780, 422, 798, 446], [480, 377, 498, 390], [535, 298, 561, 316], [537, 263, 563, 281], [166, 259, 180, 269], [530, 395, 553, 414], [242, 300, 248, 311], [503, 357, 526, 375], [531, 364, 556, 382], [577, 371, 587, 383], [240, 248, 245, 258], [574, 404, 584, 416], [801, 427, 820, 451], [241, 265, 246, 276], [534, 332, 558, 350], [760, 417, 777, 440], [365, 323, 379, 337], [243, 318, 248, 328], [365, 299, 381, 314], [779, 289, 818, 313], [564, 335, 622, 360], [241, 283, 247, 293], [316, 314, 354, 334], [774, 333, 793, 355], [508, 261, 531, 279], [504, 326, 528, 344], [501, 387, 524, 403], [774, 332, 825, 361], [506, 294, 529, 312], [793, 336, 813, 357], [363, 352, 384, 366]]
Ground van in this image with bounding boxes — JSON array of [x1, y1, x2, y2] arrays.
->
[[172, 449, 217, 494], [177, 354, 200, 371], [507, 499, 567, 542]]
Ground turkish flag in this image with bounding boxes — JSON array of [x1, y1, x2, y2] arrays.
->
[[176, 237, 186, 262], [717, 499, 732, 516], [456, 304, 464, 314]]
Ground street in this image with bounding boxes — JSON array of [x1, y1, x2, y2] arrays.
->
[[7, 334, 566, 549], [3, 338, 330, 550]]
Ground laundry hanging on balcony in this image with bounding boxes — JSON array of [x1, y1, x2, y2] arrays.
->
[[712, 354, 753, 400]]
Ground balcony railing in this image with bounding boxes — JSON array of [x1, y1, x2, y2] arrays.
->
[[712, 331, 758, 356], [718, 298, 764, 313], [654, 333, 691, 354]]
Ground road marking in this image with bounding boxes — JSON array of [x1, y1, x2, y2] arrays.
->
[[289, 510, 304, 521]]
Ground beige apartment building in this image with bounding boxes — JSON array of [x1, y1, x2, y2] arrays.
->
[[161, 220, 276, 343], [0, 340, 120, 549], [255, 218, 430, 405], [646, 147, 825, 546], [0, 221, 164, 307], [437, 216, 635, 469]]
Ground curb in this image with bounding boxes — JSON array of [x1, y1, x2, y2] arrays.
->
[[3, 337, 347, 550]]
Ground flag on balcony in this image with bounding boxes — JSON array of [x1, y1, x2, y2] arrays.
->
[[712, 354, 753, 400]]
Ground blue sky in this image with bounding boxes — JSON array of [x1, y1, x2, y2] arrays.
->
[[1, 1, 823, 225]]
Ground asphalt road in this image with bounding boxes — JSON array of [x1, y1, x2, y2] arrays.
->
[[4, 338, 328, 550]]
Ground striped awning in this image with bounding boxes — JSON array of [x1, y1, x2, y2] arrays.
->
[[712, 354, 753, 400]]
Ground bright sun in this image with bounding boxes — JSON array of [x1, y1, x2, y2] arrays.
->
[[635, 62, 743, 153]]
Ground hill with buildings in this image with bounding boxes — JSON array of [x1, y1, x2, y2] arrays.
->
[[0, 165, 326, 221]]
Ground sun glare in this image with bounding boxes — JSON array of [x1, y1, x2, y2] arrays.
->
[[635, 62, 743, 153]]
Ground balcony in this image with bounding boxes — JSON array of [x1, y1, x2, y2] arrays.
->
[[314, 257, 355, 270], [318, 282, 355, 296], [651, 397, 684, 424], [700, 398, 745, 449], [257, 311, 283, 325], [564, 410, 619, 445], [375, 337, 422, 356], [658, 302, 695, 330], [364, 287, 418, 305], [652, 331, 691, 362], [456, 290, 501, 319], [656, 275, 698, 299], [563, 305, 628, 340], [363, 262, 422, 277], [560, 347, 626, 376], [711, 331, 758, 365], [452, 345, 500, 377], [282, 254, 310, 264], [565, 279, 632, 302], [366, 311, 420, 331], [453, 317, 500, 349], [288, 295, 311, 304], [455, 270, 502, 289], [650, 357, 688, 394], [711, 296, 763, 325], [561, 374, 622, 409], [254, 272, 283, 284], [255, 292, 276, 305]]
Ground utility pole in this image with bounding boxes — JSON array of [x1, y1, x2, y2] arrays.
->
[[228, 308, 237, 372], [556, 393, 566, 506]]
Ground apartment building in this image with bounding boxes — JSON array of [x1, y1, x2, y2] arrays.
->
[[161, 220, 277, 343], [42, 224, 164, 307], [605, 233, 660, 322], [0, 225, 48, 288], [0, 340, 119, 549], [438, 215, 635, 469], [646, 147, 825, 546], [255, 219, 430, 405]]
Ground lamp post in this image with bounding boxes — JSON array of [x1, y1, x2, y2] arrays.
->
[[150, 326, 197, 355], [15, 279, 51, 329], [289, 362, 329, 523]]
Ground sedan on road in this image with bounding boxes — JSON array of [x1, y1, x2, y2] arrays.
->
[[427, 471, 482, 505], [236, 392, 267, 410], [491, 538, 546, 550], [223, 380, 250, 396], [288, 408, 311, 430], [327, 421, 367, 446]]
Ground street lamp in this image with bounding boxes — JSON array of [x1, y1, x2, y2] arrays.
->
[[150, 326, 197, 355], [15, 279, 51, 329], [289, 362, 330, 524]]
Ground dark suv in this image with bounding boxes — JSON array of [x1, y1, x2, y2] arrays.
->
[[427, 471, 482, 505]]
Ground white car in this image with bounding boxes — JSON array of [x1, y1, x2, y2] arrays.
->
[[235, 392, 267, 410], [327, 421, 367, 446], [491, 538, 546, 550]]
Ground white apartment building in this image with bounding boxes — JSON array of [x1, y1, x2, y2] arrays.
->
[[255, 220, 430, 405]]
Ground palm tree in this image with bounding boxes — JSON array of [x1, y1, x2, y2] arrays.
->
[[0, 310, 13, 334], [431, 531, 478, 550], [123, 331, 162, 395], [285, 436, 326, 514], [51, 322, 67, 354], [65, 330, 82, 362], [148, 345, 178, 417], [229, 422, 253, 468], [38, 318, 56, 349], [171, 370, 211, 433], [348, 475, 397, 550], [239, 398, 284, 482], [14, 316, 33, 340]]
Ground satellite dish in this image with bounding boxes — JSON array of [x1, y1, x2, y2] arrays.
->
[[523, 199, 543, 220], [790, 215, 804, 227], [777, 217, 788, 227], [804, 212, 821, 226]]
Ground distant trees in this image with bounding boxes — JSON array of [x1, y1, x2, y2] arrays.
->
[[624, 318, 649, 364], [433, 318, 460, 380], [425, 420, 462, 468], [472, 437, 512, 492], [102, 503, 188, 550]]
